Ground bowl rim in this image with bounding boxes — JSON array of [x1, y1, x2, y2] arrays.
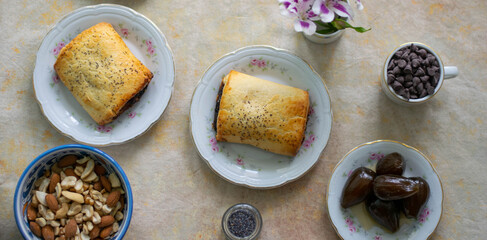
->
[[326, 139, 444, 240], [13, 144, 133, 240]]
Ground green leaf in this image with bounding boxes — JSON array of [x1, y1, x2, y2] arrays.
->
[[332, 19, 371, 33]]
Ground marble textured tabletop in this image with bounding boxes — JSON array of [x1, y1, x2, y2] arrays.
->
[[0, 0, 486, 239]]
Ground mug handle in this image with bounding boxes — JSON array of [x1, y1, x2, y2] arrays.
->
[[444, 66, 458, 79]]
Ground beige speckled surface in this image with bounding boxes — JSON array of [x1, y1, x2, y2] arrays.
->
[[0, 0, 486, 239]]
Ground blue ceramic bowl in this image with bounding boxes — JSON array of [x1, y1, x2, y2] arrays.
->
[[14, 144, 133, 239]]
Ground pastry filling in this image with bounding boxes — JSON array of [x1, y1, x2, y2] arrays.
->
[[213, 81, 225, 132]]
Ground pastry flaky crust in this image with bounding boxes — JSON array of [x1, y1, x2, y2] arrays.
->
[[215, 70, 310, 156], [54, 22, 153, 125]]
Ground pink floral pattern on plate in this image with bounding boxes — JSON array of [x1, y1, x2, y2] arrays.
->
[[418, 207, 430, 224], [345, 217, 357, 233], [52, 42, 66, 56], [374, 236, 383, 240], [143, 39, 156, 57], [209, 137, 220, 152], [96, 125, 113, 133], [118, 23, 129, 38]]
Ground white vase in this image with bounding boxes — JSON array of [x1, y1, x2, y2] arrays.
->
[[303, 29, 345, 44]]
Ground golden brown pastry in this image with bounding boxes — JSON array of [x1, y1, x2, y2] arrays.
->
[[214, 70, 309, 156], [54, 22, 153, 125]]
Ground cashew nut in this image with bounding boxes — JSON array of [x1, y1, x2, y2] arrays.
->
[[54, 226, 60, 236], [55, 202, 69, 219], [82, 171, 97, 183], [101, 204, 113, 215], [31, 194, 39, 208], [60, 218, 66, 227], [75, 212, 83, 224], [108, 173, 121, 188], [58, 196, 70, 203], [110, 202, 121, 217], [91, 190, 103, 202], [67, 202, 82, 217], [35, 217, 46, 227], [76, 156, 90, 164], [81, 159, 94, 179], [82, 223, 89, 235], [92, 211, 101, 225], [60, 171, 67, 181], [74, 179, 83, 193], [81, 205, 93, 221], [112, 222, 120, 233], [45, 209, 55, 221], [60, 176, 77, 189], [48, 220, 60, 227], [39, 178, 50, 193], [74, 166, 84, 176], [35, 191, 48, 206], [115, 211, 124, 221], [86, 221, 93, 232], [55, 183, 62, 198], [81, 232, 90, 240], [94, 200, 103, 211], [62, 191, 84, 203]]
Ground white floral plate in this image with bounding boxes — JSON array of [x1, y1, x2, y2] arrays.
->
[[190, 46, 332, 188], [33, 4, 175, 146], [327, 140, 443, 240]]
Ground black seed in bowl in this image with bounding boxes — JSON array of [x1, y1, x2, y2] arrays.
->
[[227, 209, 256, 238]]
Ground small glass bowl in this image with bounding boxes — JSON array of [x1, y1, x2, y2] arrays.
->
[[222, 203, 262, 240]]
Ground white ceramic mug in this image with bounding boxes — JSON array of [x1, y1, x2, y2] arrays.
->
[[381, 42, 458, 106]]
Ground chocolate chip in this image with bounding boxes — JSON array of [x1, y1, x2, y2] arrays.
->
[[394, 50, 403, 58], [396, 76, 405, 84], [434, 72, 440, 82], [397, 59, 407, 68], [432, 60, 439, 67], [398, 88, 407, 98], [405, 74, 413, 82], [412, 77, 421, 85], [418, 49, 427, 58], [411, 44, 418, 52], [409, 86, 417, 95], [409, 52, 418, 60], [393, 66, 401, 75], [427, 85, 435, 95], [430, 77, 438, 87], [392, 81, 403, 91], [419, 89, 428, 98], [425, 82, 432, 90], [427, 67, 436, 76], [422, 59, 430, 67], [415, 67, 425, 76], [416, 82, 424, 92], [387, 61, 395, 70], [412, 59, 421, 68], [404, 65, 413, 74], [428, 56, 436, 65], [420, 75, 430, 82], [387, 74, 395, 84], [404, 81, 413, 88]]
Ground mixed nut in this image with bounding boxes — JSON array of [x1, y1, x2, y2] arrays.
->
[[26, 155, 125, 240], [340, 152, 430, 232]]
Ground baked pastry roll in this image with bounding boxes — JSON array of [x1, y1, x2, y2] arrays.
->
[[54, 22, 153, 125], [214, 70, 309, 156]]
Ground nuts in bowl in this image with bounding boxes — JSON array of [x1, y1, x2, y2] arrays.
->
[[14, 145, 133, 240]]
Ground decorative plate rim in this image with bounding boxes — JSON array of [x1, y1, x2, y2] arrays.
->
[[326, 139, 444, 240], [32, 4, 175, 147], [189, 45, 333, 189]]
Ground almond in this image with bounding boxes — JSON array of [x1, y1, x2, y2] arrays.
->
[[45, 194, 59, 212], [48, 173, 60, 193], [93, 181, 102, 191], [65, 219, 77, 238], [58, 155, 77, 168], [27, 203, 37, 221], [64, 168, 77, 178], [89, 225, 100, 239], [94, 164, 106, 176], [99, 215, 115, 228], [30, 221, 42, 237], [99, 225, 113, 238], [106, 190, 121, 207], [100, 176, 111, 192], [41, 225, 55, 240], [120, 197, 125, 209]]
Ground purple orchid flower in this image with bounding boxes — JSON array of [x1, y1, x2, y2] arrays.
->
[[279, 0, 320, 35], [312, 0, 354, 23]]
